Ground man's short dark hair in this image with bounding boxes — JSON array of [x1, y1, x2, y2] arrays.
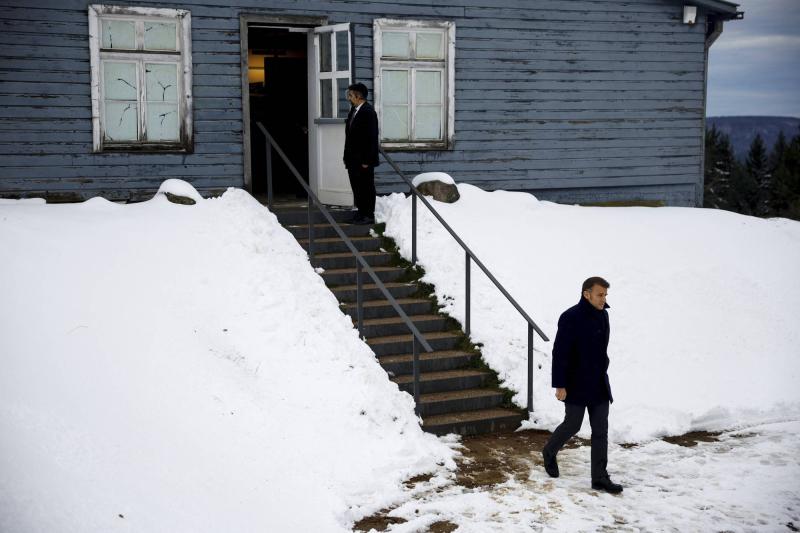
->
[[582, 276, 610, 293], [347, 82, 368, 99]]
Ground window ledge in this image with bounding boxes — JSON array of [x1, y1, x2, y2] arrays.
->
[[380, 141, 451, 151], [95, 143, 193, 154]]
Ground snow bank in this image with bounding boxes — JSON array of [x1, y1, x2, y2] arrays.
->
[[0, 183, 455, 532], [376, 184, 800, 442]]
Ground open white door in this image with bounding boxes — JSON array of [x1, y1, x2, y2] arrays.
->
[[308, 23, 352, 206]]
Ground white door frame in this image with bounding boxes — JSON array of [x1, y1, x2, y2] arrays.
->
[[239, 14, 327, 193]]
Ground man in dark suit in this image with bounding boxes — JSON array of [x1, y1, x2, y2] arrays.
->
[[542, 277, 624, 494], [343, 83, 379, 225]]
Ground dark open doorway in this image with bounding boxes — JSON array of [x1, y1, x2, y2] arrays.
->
[[248, 26, 308, 198]]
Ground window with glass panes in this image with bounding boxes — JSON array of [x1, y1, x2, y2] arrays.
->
[[316, 26, 352, 119], [373, 20, 454, 148], [88, 6, 192, 152]]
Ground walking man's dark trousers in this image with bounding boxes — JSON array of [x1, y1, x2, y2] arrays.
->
[[543, 297, 613, 483], [343, 101, 379, 219]]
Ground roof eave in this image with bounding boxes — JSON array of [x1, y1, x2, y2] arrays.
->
[[690, 0, 743, 21]]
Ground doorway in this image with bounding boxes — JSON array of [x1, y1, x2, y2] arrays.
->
[[241, 16, 353, 207], [247, 26, 308, 199]]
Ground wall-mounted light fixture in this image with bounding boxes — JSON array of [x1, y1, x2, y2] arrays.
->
[[684, 5, 698, 25]]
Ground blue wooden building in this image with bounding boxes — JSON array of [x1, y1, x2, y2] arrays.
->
[[0, 0, 741, 206]]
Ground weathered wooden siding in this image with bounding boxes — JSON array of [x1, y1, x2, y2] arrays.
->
[[0, 0, 711, 205]]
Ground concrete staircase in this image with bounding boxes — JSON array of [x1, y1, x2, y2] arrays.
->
[[274, 205, 525, 436]]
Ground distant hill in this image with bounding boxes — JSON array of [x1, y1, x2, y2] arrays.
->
[[706, 116, 800, 161]]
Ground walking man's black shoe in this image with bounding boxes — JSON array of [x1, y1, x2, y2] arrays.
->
[[592, 477, 623, 494], [542, 450, 559, 478]]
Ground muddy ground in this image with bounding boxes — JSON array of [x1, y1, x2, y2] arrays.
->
[[353, 429, 722, 532]]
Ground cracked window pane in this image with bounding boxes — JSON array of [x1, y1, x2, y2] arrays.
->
[[104, 102, 138, 141], [145, 63, 179, 141], [144, 22, 177, 51], [101, 20, 136, 50], [146, 103, 179, 141], [145, 63, 178, 102], [103, 61, 138, 100]]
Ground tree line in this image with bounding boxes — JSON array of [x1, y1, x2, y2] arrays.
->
[[704, 126, 800, 221]]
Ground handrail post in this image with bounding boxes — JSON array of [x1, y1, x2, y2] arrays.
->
[[465, 252, 471, 337], [411, 190, 417, 265], [527, 323, 534, 413], [266, 138, 273, 211], [307, 198, 314, 263], [412, 335, 420, 416], [356, 258, 363, 337]]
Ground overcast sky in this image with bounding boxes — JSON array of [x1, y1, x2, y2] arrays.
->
[[707, 0, 800, 117]]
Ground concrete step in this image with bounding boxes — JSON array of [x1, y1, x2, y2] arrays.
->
[[360, 314, 450, 338], [422, 408, 526, 436], [312, 251, 393, 270], [276, 210, 522, 437], [271, 207, 355, 226], [367, 330, 462, 356], [341, 297, 432, 320], [418, 389, 506, 417], [285, 223, 374, 240], [378, 350, 477, 375], [322, 265, 406, 287], [391, 369, 490, 394], [331, 281, 418, 303], [299, 236, 382, 254]]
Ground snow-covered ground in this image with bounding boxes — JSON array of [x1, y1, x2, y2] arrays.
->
[[377, 185, 800, 443], [374, 183, 800, 532], [0, 182, 455, 533], [3, 179, 799, 532], [374, 420, 800, 532]]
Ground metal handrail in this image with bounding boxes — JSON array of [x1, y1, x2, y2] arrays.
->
[[379, 147, 551, 413], [255, 122, 433, 414]]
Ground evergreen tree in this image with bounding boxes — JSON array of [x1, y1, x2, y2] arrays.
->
[[703, 125, 736, 210], [728, 161, 759, 215], [771, 128, 800, 220], [745, 134, 771, 216], [770, 131, 788, 171]]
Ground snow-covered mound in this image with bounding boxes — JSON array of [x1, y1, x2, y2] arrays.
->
[[0, 183, 455, 532], [412, 172, 456, 187], [377, 184, 800, 442], [157, 178, 205, 202]]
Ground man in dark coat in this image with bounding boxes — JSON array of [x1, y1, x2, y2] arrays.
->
[[542, 276, 623, 494], [343, 82, 379, 225]]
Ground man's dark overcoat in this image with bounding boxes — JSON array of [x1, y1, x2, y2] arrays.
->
[[343, 101, 379, 169], [551, 297, 614, 406]]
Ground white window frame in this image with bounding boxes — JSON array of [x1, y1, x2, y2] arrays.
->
[[88, 4, 193, 152], [373, 19, 455, 150]]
